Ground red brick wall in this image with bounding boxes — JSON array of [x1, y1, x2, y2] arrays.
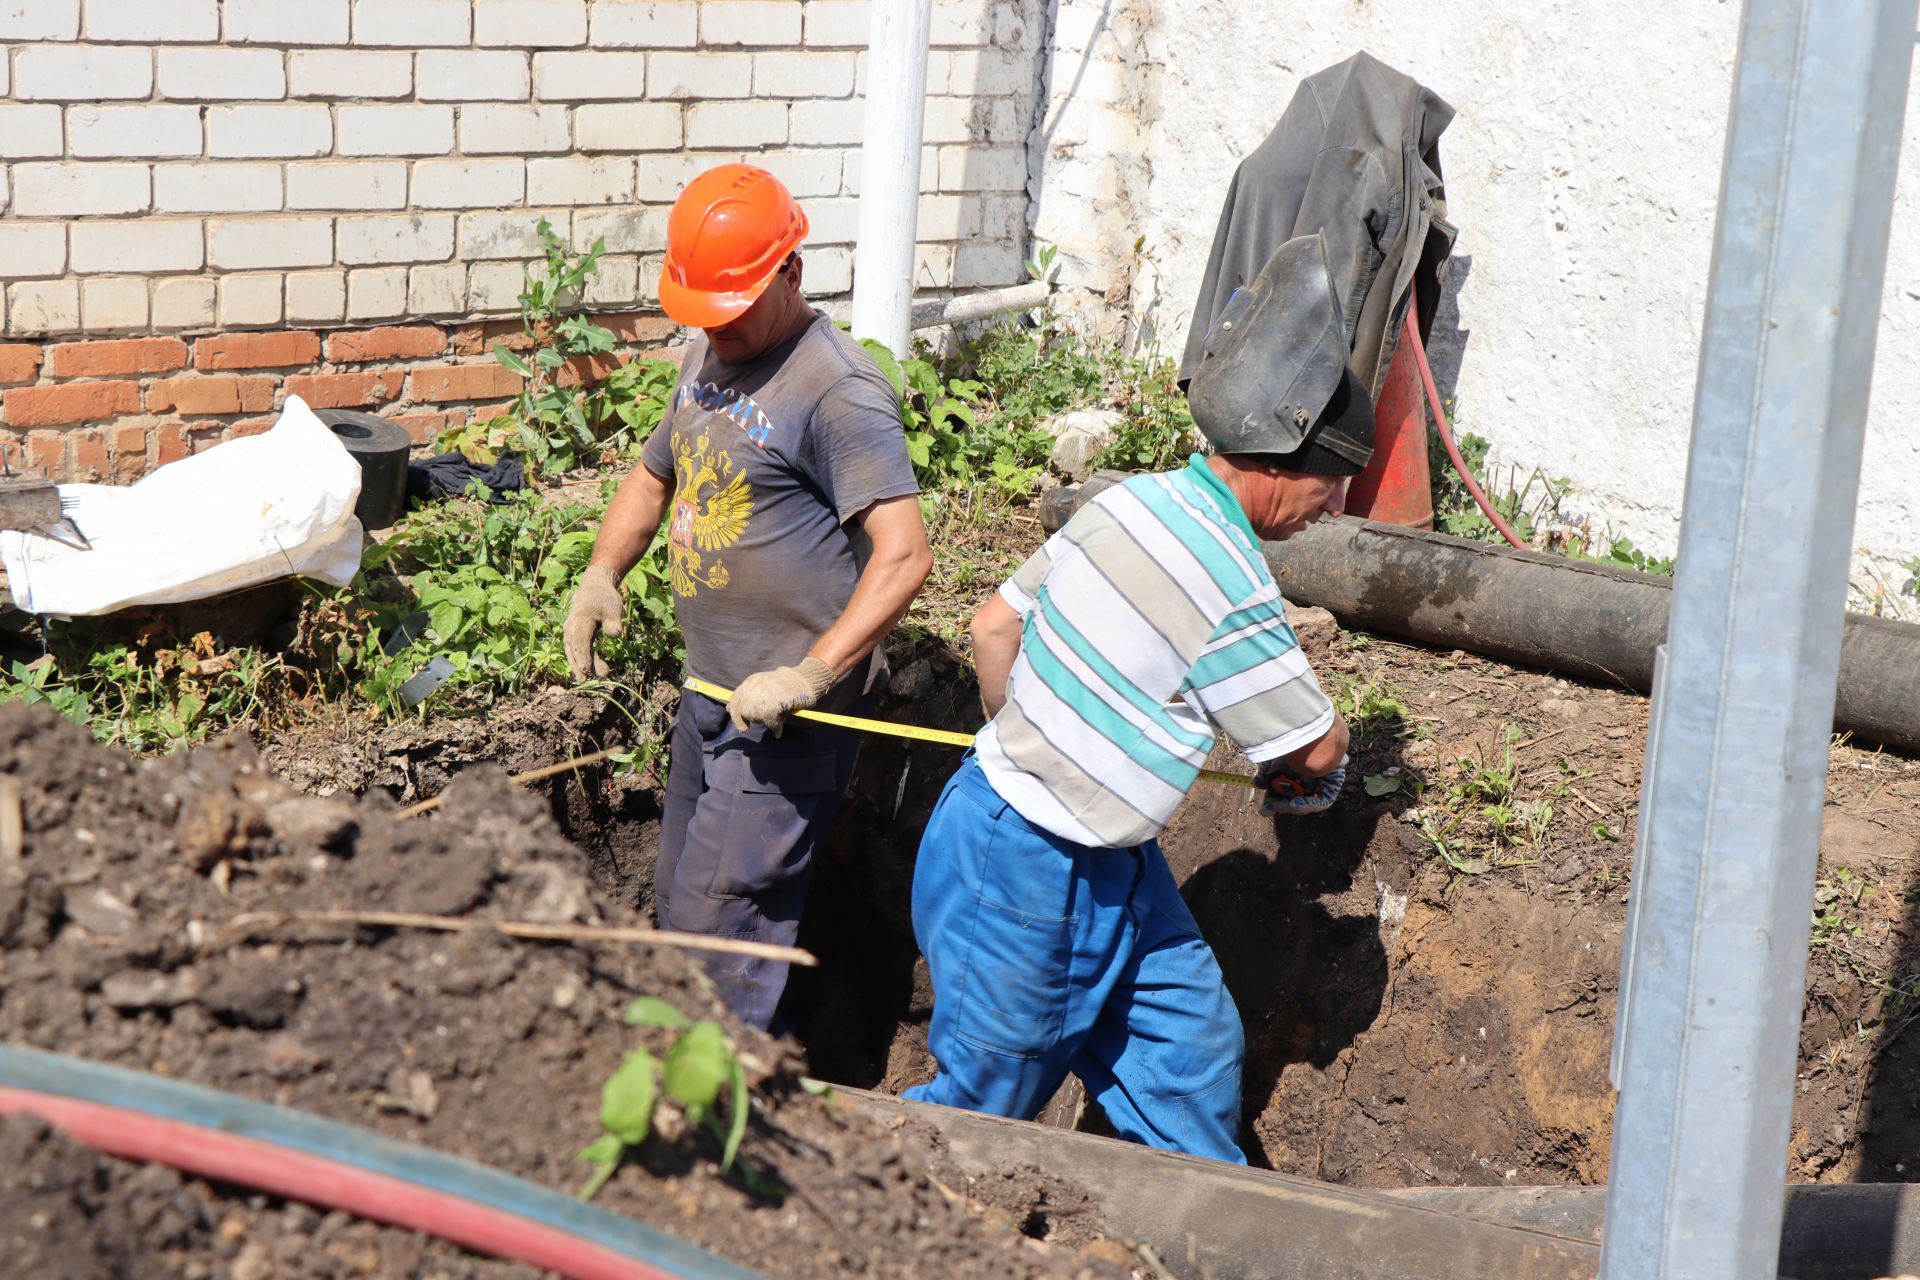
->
[[0, 313, 680, 484]]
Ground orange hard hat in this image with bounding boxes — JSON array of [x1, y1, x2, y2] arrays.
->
[[658, 164, 810, 329]]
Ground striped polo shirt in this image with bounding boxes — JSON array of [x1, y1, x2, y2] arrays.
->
[[975, 454, 1335, 848]]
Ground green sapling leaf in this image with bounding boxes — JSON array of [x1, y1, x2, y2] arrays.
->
[[720, 1057, 748, 1171], [663, 1021, 730, 1121], [625, 996, 691, 1029], [600, 1049, 659, 1145]]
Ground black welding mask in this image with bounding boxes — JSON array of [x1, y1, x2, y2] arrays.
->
[[1186, 232, 1373, 473]]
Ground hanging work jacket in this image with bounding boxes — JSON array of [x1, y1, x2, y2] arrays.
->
[[1178, 51, 1456, 405]]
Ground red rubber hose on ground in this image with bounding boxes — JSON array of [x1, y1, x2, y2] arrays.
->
[[1403, 308, 1529, 552], [0, 1084, 713, 1280]]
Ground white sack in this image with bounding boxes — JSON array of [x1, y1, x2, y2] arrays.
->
[[0, 395, 365, 616]]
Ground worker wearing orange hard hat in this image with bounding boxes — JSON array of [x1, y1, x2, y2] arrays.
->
[[565, 164, 932, 1030]]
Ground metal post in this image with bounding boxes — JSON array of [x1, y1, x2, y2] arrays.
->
[[849, 0, 932, 355], [1601, 1, 1916, 1276]]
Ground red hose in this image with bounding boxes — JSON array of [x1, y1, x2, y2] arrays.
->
[[1403, 308, 1529, 551], [0, 1085, 681, 1280]]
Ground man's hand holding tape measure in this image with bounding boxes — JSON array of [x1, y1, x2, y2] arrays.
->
[[1257, 754, 1349, 816]]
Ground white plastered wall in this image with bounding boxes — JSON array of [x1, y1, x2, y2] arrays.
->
[[1030, 0, 1920, 599]]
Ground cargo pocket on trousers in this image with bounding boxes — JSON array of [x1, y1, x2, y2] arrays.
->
[[952, 836, 1077, 1061], [705, 748, 840, 901]]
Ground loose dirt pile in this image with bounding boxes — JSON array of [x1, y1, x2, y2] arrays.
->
[[0, 703, 1128, 1279]]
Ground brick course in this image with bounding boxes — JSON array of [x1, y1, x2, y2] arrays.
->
[[48, 338, 190, 379], [195, 331, 324, 370], [4, 381, 141, 428]]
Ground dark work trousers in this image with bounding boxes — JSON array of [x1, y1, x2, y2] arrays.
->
[[656, 688, 865, 1031]]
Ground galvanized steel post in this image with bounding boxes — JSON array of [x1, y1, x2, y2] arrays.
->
[[1601, 1, 1917, 1276], [849, 0, 933, 355]]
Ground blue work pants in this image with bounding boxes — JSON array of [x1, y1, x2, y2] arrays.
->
[[904, 755, 1248, 1163], [656, 689, 862, 1030]]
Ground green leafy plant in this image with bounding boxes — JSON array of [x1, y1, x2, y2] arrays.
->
[[0, 656, 90, 725], [14, 630, 286, 754], [1429, 426, 1675, 576], [353, 484, 679, 719], [578, 997, 753, 1201], [435, 218, 678, 476]]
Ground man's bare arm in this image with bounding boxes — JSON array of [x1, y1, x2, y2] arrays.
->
[[969, 593, 1023, 720], [1280, 713, 1349, 778], [805, 493, 933, 678], [588, 463, 675, 576]]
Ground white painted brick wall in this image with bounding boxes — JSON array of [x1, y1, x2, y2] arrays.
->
[[86, 0, 220, 43], [71, 220, 205, 274], [574, 206, 667, 253], [347, 267, 409, 320], [575, 103, 683, 152], [803, 2, 869, 48], [413, 160, 526, 209], [338, 106, 455, 157], [157, 49, 288, 100], [68, 106, 203, 160], [218, 273, 283, 327], [591, 2, 698, 49], [476, 0, 588, 47], [15, 46, 154, 101], [533, 51, 649, 100], [153, 277, 216, 329], [461, 104, 573, 154], [209, 218, 334, 270], [701, 1, 801, 48], [208, 106, 335, 159], [351, 0, 470, 47], [0, 225, 68, 280], [13, 163, 151, 217], [408, 262, 467, 315], [0, 106, 67, 160], [286, 162, 408, 210], [753, 51, 856, 99], [82, 277, 150, 332], [788, 99, 865, 146], [648, 51, 751, 99], [527, 156, 634, 204], [1, 1, 80, 41], [286, 269, 347, 324], [459, 210, 550, 259], [336, 213, 456, 265], [686, 100, 787, 148], [0, 0, 1046, 336], [417, 50, 532, 101], [468, 261, 526, 309], [225, 0, 351, 45], [289, 50, 412, 98], [155, 164, 285, 213], [8, 282, 82, 336]]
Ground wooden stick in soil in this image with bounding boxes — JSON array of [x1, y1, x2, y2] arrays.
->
[[0, 776, 21, 873], [395, 747, 621, 820], [219, 908, 818, 967]]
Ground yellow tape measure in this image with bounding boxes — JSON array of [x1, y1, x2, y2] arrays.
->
[[682, 677, 1265, 792]]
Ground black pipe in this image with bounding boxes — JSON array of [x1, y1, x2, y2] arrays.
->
[[1043, 488, 1918, 752], [1260, 516, 1920, 754]]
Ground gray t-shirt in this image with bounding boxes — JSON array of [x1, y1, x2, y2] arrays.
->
[[641, 312, 919, 702]]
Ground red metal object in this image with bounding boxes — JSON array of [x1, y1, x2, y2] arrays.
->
[[1345, 322, 1434, 528]]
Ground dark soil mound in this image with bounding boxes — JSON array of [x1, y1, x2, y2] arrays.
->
[[0, 703, 1126, 1279]]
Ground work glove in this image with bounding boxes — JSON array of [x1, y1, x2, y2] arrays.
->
[[728, 655, 836, 733], [563, 564, 624, 680], [1258, 754, 1348, 816]]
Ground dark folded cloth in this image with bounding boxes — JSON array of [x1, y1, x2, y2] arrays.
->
[[405, 451, 527, 504]]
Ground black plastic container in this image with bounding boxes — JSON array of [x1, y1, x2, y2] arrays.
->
[[317, 409, 413, 531]]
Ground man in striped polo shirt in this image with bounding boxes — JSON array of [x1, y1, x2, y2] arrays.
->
[[904, 249, 1370, 1159]]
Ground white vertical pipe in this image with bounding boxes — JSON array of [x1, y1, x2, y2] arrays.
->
[[849, 0, 932, 355]]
